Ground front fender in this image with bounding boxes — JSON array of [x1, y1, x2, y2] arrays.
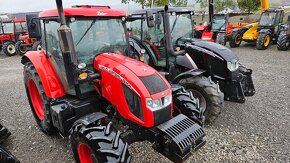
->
[[21, 51, 65, 98], [258, 28, 271, 34], [172, 69, 206, 84]]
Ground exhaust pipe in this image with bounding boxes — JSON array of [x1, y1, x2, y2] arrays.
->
[[55, 0, 80, 94], [163, 5, 186, 57]]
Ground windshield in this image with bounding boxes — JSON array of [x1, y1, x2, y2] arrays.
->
[[69, 18, 128, 65], [15, 22, 26, 33], [1, 22, 14, 34], [212, 15, 226, 31], [259, 12, 276, 26], [169, 13, 193, 42]]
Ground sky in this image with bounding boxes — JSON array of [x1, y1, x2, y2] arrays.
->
[[0, 0, 141, 13], [0, 0, 287, 14]]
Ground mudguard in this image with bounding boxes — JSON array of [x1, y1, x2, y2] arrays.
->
[[258, 28, 271, 34], [21, 51, 65, 98], [172, 69, 206, 84]]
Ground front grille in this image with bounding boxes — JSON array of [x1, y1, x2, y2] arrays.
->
[[122, 84, 143, 120], [153, 105, 171, 125], [157, 114, 205, 154], [139, 73, 168, 95]]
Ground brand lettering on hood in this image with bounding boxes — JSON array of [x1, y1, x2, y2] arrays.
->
[[99, 64, 139, 96]]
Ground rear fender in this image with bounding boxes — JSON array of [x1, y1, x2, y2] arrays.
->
[[172, 69, 206, 84], [21, 51, 65, 98]]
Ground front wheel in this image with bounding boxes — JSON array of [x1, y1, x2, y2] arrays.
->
[[70, 120, 131, 163], [256, 32, 271, 50], [23, 62, 56, 134], [180, 76, 224, 125], [15, 41, 28, 56], [2, 41, 16, 56], [277, 31, 290, 51], [31, 41, 42, 51], [229, 32, 242, 48], [172, 85, 204, 126]]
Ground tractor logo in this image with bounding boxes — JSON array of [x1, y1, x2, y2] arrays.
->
[[97, 11, 108, 16]]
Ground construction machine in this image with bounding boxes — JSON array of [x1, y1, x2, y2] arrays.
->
[[22, 1, 206, 162], [128, 6, 255, 123], [230, 0, 285, 50], [277, 15, 290, 50]]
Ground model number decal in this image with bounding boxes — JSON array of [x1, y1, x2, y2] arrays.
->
[[98, 65, 139, 96], [97, 11, 108, 16]]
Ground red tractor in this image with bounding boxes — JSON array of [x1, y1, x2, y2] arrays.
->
[[22, 1, 205, 162], [0, 17, 39, 56]]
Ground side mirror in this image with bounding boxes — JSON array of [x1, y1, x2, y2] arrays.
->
[[26, 14, 41, 39], [155, 13, 161, 25], [146, 11, 155, 27], [287, 15, 290, 22]]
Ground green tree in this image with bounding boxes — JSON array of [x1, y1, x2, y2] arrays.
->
[[237, 0, 260, 14], [196, 0, 236, 12], [122, 0, 188, 9]]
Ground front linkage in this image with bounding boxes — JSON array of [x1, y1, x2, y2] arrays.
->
[[0, 124, 20, 163]]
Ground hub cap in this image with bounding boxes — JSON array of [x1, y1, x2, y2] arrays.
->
[[7, 44, 16, 54], [264, 35, 270, 47], [235, 34, 241, 44], [36, 45, 42, 51], [78, 143, 95, 163], [28, 79, 44, 120]]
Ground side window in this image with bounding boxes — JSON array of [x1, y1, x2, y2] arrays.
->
[[130, 19, 142, 39]]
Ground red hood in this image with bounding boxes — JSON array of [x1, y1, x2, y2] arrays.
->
[[96, 53, 156, 77]]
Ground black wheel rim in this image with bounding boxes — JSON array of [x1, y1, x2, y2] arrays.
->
[[188, 89, 207, 112]]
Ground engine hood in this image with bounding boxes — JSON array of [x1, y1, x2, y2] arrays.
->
[[181, 38, 239, 63]]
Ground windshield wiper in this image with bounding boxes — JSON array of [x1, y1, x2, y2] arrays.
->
[[76, 19, 97, 46], [171, 15, 179, 33]]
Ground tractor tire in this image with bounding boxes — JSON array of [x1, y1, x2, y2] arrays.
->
[[0, 124, 11, 144], [216, 33, 226, 46], [70, 120, 131, 163], [180, 76, 224, 125], [23, 62, 56, 135], [31, 41, 42, 51], [277, 31, 290, 51], [256, 32, 271, 50], [172, 85, 204, 126], [15, 41, 28, 56], [2, 41, 16, 56], [229, 32, 242, 48]]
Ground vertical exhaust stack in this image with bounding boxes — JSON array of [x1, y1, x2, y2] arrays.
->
[[55, 0, 79, 92], [208, 0, 213, 24]]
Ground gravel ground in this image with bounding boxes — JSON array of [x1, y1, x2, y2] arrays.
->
[[0, 43, 289, 163]]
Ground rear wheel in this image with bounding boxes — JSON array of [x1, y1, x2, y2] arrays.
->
[[31, 41, 42, 51], [23, 62, 56, 134], [256, 32, 271, 50], [180, 76, 224, 125], [216, 33, 226, 46], [15, 41, 28, 56], [2, 41, 16, 56], [70, 121, 131, 163], [172, 85, 204, 126], [277, 31, 290, 51], [229, 32, 242, 48]]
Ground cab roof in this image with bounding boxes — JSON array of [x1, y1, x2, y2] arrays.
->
[[131, 7, 193, 15], [39, 6, 126, 18]]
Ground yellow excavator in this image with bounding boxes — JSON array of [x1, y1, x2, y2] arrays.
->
[[229, 0, 285, 50]]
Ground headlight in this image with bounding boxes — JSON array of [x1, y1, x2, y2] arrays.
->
[[146, 93, 172, 111], [227, 61, 239, 72]]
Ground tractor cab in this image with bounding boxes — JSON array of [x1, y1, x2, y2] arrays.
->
[[30, 5, 131, 97], [211, 14, 229, 33], [258, 8, 284, 36], [129, 7, 196, 76], [0, 19, 27, 40]]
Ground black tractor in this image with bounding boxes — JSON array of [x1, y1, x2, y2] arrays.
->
[[0, 123, 20, 163], [128, 6, 255, 123], [277, 14, 290, 51]]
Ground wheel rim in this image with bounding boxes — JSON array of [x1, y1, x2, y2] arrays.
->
[[188, 89, 207, 112], [78, 143, 94, 163], [37, 45, 42, 51], [19, 44, 27, 53], [28, 78, 44, 120], [264, 35, 270, 47], [7, 44, 16, 54], [235, 34, 241, 45]]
